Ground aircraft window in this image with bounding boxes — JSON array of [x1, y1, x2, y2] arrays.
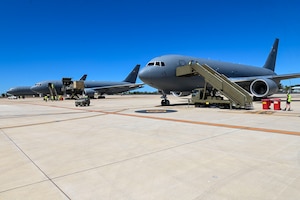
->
[[147, 61, 165, 67]]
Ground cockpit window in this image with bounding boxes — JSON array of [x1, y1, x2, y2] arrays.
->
[[147, 61, 166, 67]]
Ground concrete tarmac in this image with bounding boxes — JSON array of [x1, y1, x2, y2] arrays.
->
[[0, 94, 300, 200]]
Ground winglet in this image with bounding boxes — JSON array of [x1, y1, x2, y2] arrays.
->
[[123, 64, 141, 83], [263, 38, 279, 71]]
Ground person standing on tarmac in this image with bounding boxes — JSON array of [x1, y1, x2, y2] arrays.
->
[[283, 92, 292, 111]]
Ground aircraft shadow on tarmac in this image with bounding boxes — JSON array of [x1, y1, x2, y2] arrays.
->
[[135, 109, 177, 113]]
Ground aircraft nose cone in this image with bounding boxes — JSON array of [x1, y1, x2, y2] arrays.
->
[[6, 88, 14, 95], [30, 85, 39, 93], [138, 67, 152, 83]]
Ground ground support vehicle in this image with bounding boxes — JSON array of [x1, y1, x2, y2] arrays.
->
[[75, 97, 90, 106]]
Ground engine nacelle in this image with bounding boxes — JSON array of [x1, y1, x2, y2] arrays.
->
[[171, 91, 191, 97], [250, 78, 278, 98], [84, 88, 96, 98]]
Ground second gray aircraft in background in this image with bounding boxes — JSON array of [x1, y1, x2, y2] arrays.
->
[[31, 64, 143, 98]]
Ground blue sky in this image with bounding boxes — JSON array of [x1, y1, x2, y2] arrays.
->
[[1, 0, 300, 94]]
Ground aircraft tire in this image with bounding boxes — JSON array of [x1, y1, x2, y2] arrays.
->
[[161, 99, 170, 106]]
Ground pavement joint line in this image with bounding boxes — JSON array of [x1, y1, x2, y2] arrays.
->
[[0, 113, 107, 129], [0, 180, 49, 194], [51, 130, 232, 180], [0, 111, 88, 119], [0, 129, 72, 199]]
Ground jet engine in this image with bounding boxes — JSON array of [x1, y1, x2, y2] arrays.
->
[[250, 78, 278, 98], [84, 88, 96, 98], [171, 91, 191, 97]]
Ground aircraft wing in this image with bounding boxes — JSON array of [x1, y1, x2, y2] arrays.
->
[[229, 73, 300, 83], [88, 83, 144, 94]]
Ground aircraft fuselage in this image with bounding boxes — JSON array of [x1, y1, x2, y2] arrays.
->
[[139, 54, 277, 93]]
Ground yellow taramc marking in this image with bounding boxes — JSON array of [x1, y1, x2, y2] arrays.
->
[[14, 103, 300, 136], [146, 109, 167, 113], [115, 112, 300, 136]]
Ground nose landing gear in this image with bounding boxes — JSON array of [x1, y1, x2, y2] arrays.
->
[[161, 92, 170, 106], [161, 99, 170, 106]]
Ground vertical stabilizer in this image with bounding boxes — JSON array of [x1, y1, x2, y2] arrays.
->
[[80, 74, 87, 81], [263, 38, 279, 71], [123, 64, 140, 83]]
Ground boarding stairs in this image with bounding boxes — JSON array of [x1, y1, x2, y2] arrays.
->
[[48, 83, 58, 100], [176, 62, 253, 109]]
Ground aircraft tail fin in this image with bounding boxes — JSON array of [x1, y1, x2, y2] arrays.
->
[[123, 64, 140, 83], [80, 74, 87, 81], [263, 38, 279, 71]]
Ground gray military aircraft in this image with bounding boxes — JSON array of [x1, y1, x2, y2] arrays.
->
[[31, 65, 143, 98], [139, 38, 300, 105], [6, 86, 38, 98], [6, 74, 87, 98]]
